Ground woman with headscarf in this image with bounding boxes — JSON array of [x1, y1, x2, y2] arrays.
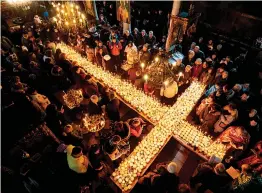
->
[[127, 117, 146, 138], [218, 126, 250, 161], [237, 141, 262, 175]]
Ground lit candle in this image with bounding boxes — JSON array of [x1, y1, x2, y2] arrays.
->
[[141, 63, 145, 72]]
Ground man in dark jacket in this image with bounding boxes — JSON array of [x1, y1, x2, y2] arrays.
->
[[194, 46, 205, 61], [190, 162, 231, 193], [139, 44, 151, 64], [146, 31, 156, 47]]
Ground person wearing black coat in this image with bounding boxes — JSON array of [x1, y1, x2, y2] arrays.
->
[[106, 92, 120, 121], [139, 44, 151, 64], [45, 104, 65, 138], [87, 95, 103, 116], [133, 28, 141, 47], [190, 162, 231, 193], [84, 33, 96, 49]]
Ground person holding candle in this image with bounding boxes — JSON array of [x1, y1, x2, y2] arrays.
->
[[196, 95, 214, 117], [146, 31, 156, 48], [199, 67, 214, 85], [179, 65, 192, 86], [173, 59, 185, 75], [183, 50, 195, 67]]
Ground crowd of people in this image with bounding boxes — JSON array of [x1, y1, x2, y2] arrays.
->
[[1, 1, 262, 193]]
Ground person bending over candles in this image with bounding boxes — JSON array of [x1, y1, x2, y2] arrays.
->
[[237, 141, 262, 175], [214, 104, 238, 133], [113, 121, 131, 141], [66, 145, 89, 174], [218, 126, 250, 161], [127, 117, 146, 138], [106, 91, 120, 121]]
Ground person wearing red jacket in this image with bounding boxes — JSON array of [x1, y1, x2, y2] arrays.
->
[[191, 58, 203, 80], [109, 38, 122, 72]]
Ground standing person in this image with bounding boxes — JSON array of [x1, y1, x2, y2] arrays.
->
[[214, 104, 238, 133], [139, 44, 151, 64], [87, 95, 103, 116], [128, 63, 139, 84], [179, 65, 192, 86], [124, 41, 138, 64], [95, 48, 106, 68], [133, 28, 141, 47], [106, 91, 120, 122], [146, 31, 156, 48], [85, 45, 96, 64], [191, 58, 203, 80], [108, 37, 122, 72]]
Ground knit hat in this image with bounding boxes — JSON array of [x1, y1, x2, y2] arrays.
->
[[167, 162, 177, 174], [71, 146, 82, 158], [131, 118, 141, 127]]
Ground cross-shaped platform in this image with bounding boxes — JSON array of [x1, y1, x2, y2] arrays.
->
[[58, 43, 226, 192]]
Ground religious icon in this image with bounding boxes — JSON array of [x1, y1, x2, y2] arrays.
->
[[84, 0, 96, 17], [116, 0, 130, 24]]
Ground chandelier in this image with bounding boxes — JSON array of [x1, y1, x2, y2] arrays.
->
[[51, 1, 87, 31]]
